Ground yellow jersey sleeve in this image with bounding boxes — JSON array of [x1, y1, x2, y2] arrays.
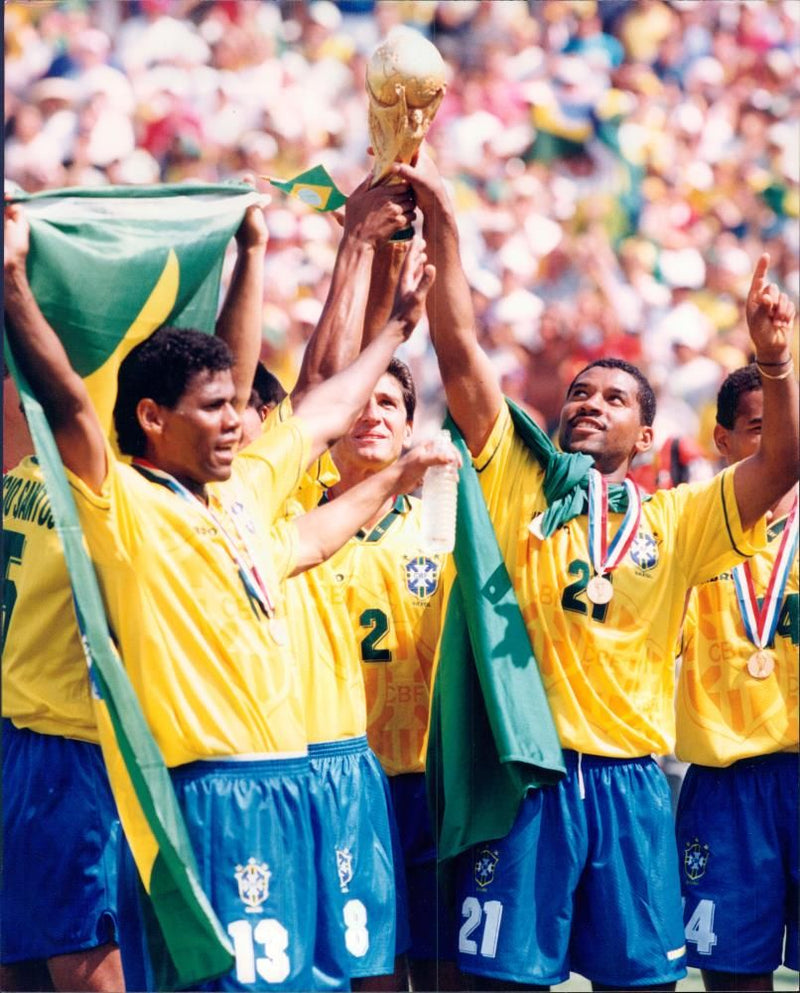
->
[[2, 458, 99, 742], [472, 405, 769, 758], [676, 516, 799, 765]]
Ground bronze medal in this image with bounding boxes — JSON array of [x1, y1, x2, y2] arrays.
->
[[747, 649, 775, 679]]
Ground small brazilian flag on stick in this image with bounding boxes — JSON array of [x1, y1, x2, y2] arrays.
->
[[266, 164, 347, 211]]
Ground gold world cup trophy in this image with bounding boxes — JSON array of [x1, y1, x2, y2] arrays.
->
[[366, 26, 447, 236]]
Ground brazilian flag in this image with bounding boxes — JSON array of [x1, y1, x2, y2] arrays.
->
[[4, 183, 263, 990], [267, 165, 347, 212]]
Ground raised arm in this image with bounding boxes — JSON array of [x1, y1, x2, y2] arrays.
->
[[291, 435, 459, 573], [292, 176, 416, 402], [214, 203, 270, 413], [4, 202, 107, 492], [732, 253, 799, 529], [292, 237, 434, 463], [394, 154, 504, 456]]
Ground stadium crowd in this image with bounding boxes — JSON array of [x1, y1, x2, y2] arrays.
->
[[4, 0, 799, 469]]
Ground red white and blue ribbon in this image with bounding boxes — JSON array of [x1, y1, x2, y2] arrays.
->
[[132, 459, 275, 618], [732, 498, 798, 650], [587, 468, 642, 577]]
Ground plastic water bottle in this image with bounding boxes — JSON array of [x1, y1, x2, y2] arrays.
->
[[420, 429, 458, 553]]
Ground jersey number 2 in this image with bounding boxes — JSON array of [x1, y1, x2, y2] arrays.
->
[[359, 608, 392, 663]]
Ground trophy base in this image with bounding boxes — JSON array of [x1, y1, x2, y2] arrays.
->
[[390, 226, 415, 242]]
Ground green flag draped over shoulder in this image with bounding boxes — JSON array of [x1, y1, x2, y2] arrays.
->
[[427, 402, 568, 863], [4, 183, 263, 989]]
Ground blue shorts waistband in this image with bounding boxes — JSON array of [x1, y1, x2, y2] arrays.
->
[[171, 753, 311, 780], [698, 751, 799, 772], [308, 734, 369, 758], [561, 749, 655, 770]]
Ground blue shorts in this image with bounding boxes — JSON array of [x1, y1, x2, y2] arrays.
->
[[388, 772, 455, 963], [1, 719, 122, 963], [455, 751, 687, 987], [676, 753, 799, 974], [309, 736, 409, 981], [170, 755, 317, 992]]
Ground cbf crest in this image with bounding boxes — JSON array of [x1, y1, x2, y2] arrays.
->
[[474, 848, 499, 890], [630, 530, 659, 573], [683, 838, 710, 883], [235, 857, 271, 912], [336, 847, 354, 893], [403, 555, 441, 602]]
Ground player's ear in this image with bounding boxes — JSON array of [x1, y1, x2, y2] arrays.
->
[[713, 423, 729, 458], [137, 398, 165, 440], [633, 424, 653, 457]]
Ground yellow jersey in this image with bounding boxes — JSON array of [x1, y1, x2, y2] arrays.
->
[[476, 404, 767, 758], [675, 512, 799, 766], [3, 456, 98, 742], [267, 396, 367, 744], [66, 417, 309, 766], [327, 495, 446, 776]]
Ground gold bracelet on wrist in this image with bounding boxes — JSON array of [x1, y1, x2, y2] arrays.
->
[[756, 362, 795, 381]]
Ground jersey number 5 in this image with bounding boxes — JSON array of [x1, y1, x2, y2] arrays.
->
[[2, 529, 25, 651]]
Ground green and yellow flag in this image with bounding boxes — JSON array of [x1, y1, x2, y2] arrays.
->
[[266, 164, 347, 212], [5, 183, 262, 990]]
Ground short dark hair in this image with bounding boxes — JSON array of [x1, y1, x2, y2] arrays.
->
[[386, 358, 416, 423], [567, 357, 657, 427], [114, 326, 232, 456], [249, 362, 287, 410], [716, 363, 761, 429]]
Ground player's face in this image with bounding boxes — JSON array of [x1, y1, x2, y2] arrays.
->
[[714, 389, 763, 466], [333, 373, 412, 474], [558, 366, 653, 478], [148, 369, 242, 488]]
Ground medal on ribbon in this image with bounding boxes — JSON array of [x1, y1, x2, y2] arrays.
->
[[732, 498, 798, 679], [586, 469, 642, 604]]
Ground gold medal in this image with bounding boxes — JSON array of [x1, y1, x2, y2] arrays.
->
[[747, 649, 775, 679], [269, 617, 289, 646], [586, 574, 613, 605], [528, 513, 545, 540]]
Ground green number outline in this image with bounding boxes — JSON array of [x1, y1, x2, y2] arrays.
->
[[359, 608, 392, 663], [561, 559, 610, 622]]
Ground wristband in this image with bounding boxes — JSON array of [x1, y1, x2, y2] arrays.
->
[[754, 356, 793, 366], [756, 362, 795, 381]]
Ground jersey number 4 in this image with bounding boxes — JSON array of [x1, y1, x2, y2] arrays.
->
[[683, 898, 718, 956]]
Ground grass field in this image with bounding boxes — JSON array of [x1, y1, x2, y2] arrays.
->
[[551, 966, 798, 991]]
